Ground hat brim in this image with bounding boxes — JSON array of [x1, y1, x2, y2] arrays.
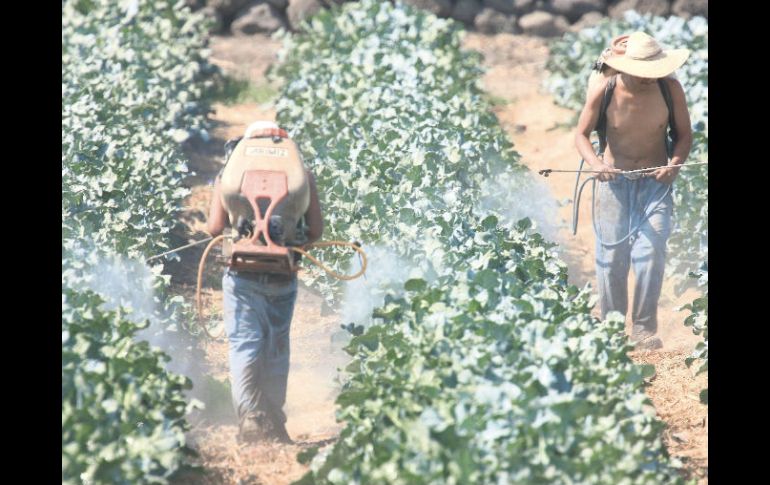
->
[[604, 49, 690, 78]]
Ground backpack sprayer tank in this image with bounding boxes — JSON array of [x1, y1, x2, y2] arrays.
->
[[219, 127, 310, 274], [143, 122, 368, 340]]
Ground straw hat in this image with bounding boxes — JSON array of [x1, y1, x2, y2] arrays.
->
[[244, 120, 280, 138], [603, 32, 690, 78]]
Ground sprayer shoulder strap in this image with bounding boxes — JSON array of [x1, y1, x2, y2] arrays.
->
[[595, 75, 616, 154], [657, 78, 678, 148]]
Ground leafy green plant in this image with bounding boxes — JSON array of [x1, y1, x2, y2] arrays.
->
[[271, 2, 684, 483], [62, 0, 216, 482], [680, 262, 708, 405], [62, 289, 197, 484]]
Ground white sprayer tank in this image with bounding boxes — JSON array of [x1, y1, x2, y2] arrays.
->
[[220, 124, 310, 245]]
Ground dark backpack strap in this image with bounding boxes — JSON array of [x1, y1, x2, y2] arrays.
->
[[595, 74, 617, 155], [223, 136, 242, 165], [657, 78, 678, 157]]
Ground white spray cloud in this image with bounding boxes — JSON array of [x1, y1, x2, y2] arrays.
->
[[339, 244, 427, 327], [79, 253, 159, 325], [64, 244, 228, 421], [480, 168, 565, 243]]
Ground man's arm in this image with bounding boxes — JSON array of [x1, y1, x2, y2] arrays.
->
[[304, 170, 323, 245], [206, 177, 229, 237], [574, 77, 620, 181], [654, 77, 693, 184]]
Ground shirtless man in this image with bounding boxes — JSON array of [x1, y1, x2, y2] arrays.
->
[[574, 32, 693, 350]]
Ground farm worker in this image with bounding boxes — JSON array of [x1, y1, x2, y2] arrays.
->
[[574, 32, 693, 350], [207, 120, 324, 443]]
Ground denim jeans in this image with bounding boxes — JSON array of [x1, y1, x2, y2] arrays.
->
[[222, 269, 298, 425], [594, 176, 673, 338]]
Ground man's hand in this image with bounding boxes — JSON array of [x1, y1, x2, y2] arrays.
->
[[596, 163, 621, 182], [650, 164, 681, 184]]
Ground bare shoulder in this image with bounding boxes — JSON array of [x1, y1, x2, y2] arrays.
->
[[663, 76, 686, 96], [585, 73, 612, 107]]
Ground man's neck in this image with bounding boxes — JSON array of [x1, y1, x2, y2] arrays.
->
[[619, 73, 657, 93]]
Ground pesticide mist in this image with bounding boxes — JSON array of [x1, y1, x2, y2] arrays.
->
[[480, 167, 565, 243], [339, 244, 436, 329], [62, 243, 233, 423]]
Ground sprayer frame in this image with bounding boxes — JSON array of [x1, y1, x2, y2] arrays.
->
[[225, 170, 298, 274]]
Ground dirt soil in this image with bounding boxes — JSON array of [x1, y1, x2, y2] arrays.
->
[[169, 31, 706, 485]]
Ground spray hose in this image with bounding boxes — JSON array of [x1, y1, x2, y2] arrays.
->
[[559, 154, 706, 246], [195, 235, 227, 339], [194, 237, 367, 340], [572, 171, 671, 247], [288, 241, 368, 281]]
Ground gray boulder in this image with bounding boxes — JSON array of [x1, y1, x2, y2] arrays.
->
[[231, 1, 286, 35], [453, 0, 484, 24], [207, 0, 253, 21], [569, 10, 604, 31], [608, 0, 670, 19], [519, 10, 570, 36], [672, 0, 708, 18], [265, 0, 288, 8], [547, 0, 605, 23], [475, 8, 519, 33]]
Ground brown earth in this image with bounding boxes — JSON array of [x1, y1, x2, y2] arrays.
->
[[169, 31, 706, 485]]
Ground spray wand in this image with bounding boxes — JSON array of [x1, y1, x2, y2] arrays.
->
[[537, 161, 708, 177]]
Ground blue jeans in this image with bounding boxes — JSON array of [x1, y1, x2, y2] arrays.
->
[[594, 177, 673, 338], [222, 269, 298, 425]]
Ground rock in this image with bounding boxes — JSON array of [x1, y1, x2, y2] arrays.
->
[[231, 1, 286, 35], [185, 0, 207, 9], [482, 0, 537, 15], [569, 10, 604, 31], [518, 10, 570, 36], [483, 0, 514, 14], [481, 0, 514, 14], [402, 0, 454, 17], [672, 432, 689, 443], [672, 0, 708, 18], [608, 0, 670, 19], [475, 8, 519, 33], [206, 0, 253, 21], [286, 0, 324, 31], [452, 0, 483, 24], [547, 0, 605, 23]]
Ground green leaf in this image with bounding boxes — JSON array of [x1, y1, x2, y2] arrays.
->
[[297, 446, 320, 465], [404, 278, 428, 292], [641, 364, 656, 379], [700, 389, 708, 405], [473, 269, 499, 290]]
